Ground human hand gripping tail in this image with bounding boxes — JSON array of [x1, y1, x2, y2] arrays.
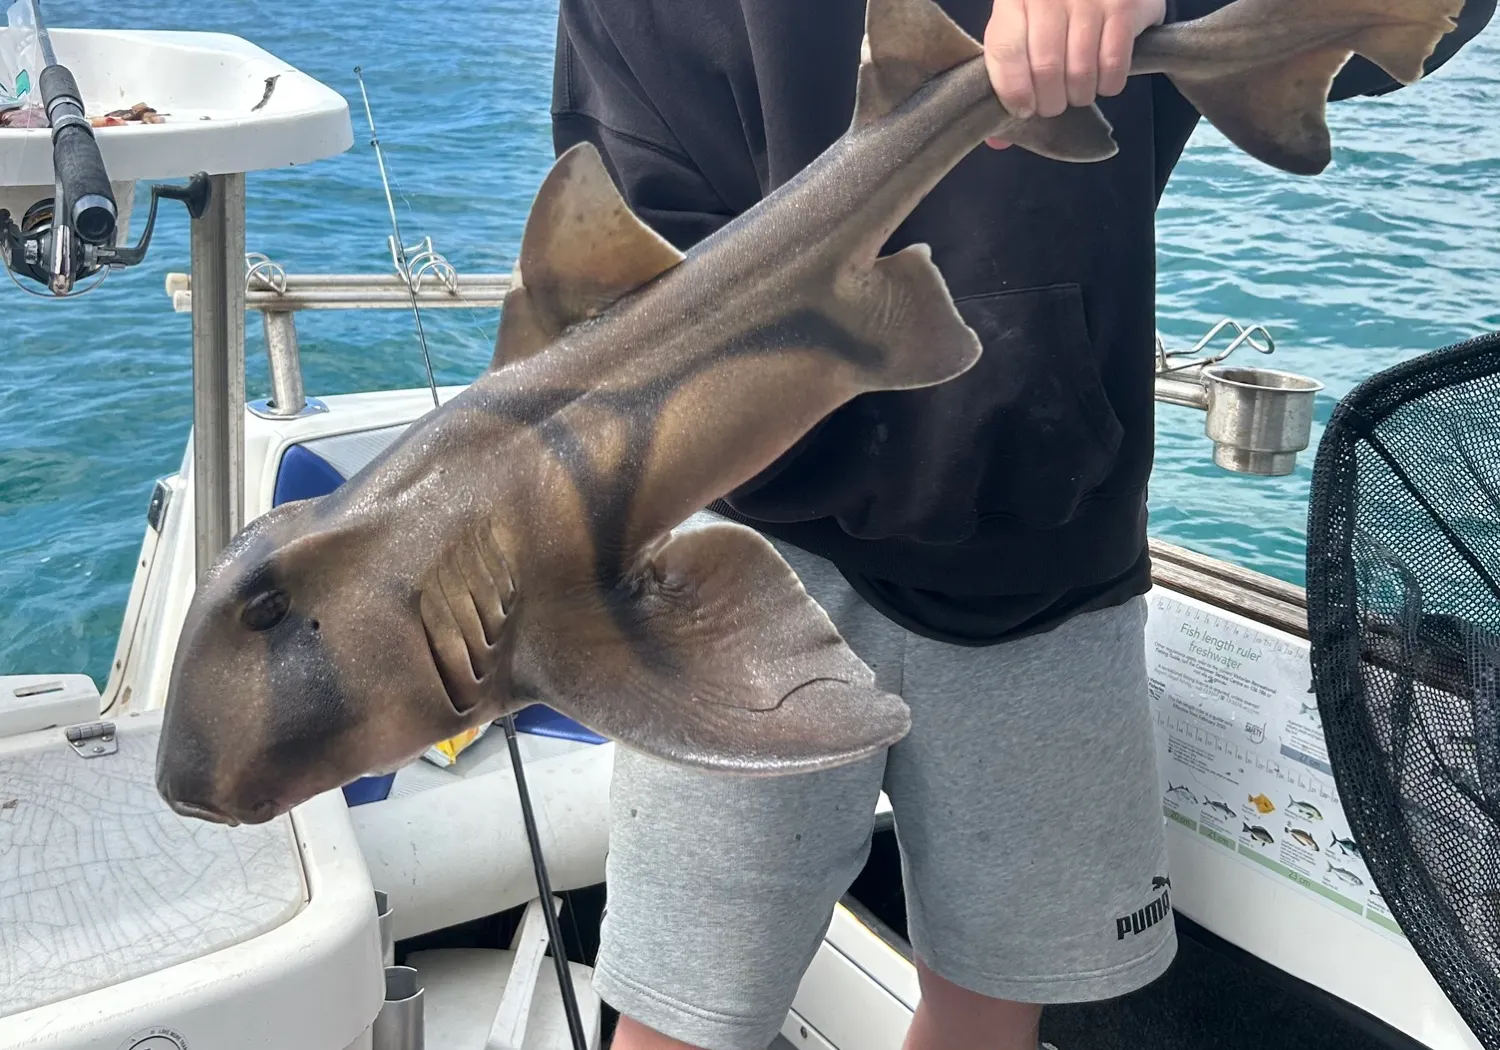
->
[[982, 0, 1167, 147]]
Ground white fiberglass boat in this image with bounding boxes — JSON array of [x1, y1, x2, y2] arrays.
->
[[0, 20, 1485, 1050]]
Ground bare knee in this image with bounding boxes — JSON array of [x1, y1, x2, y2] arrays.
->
[[609, 1014, 710, 1050], [904, 956, 1042, 1050]]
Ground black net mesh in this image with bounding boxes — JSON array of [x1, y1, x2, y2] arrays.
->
[[1306, 330, 1500, 1050]]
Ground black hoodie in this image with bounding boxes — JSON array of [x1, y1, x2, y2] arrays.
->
[[549, 0, 1493, 643]]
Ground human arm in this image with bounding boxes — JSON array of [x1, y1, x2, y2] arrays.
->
[[981, 0, 1494, 149]]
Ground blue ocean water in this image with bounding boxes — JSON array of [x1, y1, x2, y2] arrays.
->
[[2, 1, 1497, 685]]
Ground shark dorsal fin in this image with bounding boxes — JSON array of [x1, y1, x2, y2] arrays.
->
[[490, 142, 685, 369], [852, 0, 984, 129]]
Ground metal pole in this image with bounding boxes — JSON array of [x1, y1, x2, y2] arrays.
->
[[189, 172, 246, 580], [499, 714, 589, 1049], [262, 311, 307, 416], [1155, 373, 1210, 411]]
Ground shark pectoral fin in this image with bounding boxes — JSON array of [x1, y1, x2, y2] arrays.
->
[[853, 0, 984, 127], [1169, 48, 1350, 176], [489, 142, 686, 370], [527, 521, 912, 775]]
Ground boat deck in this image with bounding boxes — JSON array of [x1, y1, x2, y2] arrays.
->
[[1041, 923, 1424, 1050]]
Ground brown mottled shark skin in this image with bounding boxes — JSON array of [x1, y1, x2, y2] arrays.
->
[[155, 0, 1463, 826]]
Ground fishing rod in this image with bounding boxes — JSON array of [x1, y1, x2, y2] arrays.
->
[[1, 0, 207, 297], [352, 67, 442, 410], [351, 67, 591, 1050]]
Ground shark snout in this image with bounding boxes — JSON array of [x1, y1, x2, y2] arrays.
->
[[156, 755, 285, 827], [164, 796, 241, 827]]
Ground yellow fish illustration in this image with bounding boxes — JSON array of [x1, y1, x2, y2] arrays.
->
[[1249, 793, 1276, 814]]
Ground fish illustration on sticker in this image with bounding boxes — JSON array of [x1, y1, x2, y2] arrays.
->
[[1166, 782, 1200, 805], [1249, 793, 1275, 814], [1330, 831, 1363, 860], [1204, 798, 1236, 820], [1243, 823, 1275, 846], [1327, 862, 1364, 887], [1284, 825, 1319, 851], [1287, 797, 1324, 821]]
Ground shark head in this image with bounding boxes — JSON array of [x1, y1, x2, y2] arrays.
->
[[155, 494, 491, 826]]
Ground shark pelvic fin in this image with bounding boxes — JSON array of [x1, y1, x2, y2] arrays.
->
[[491, 142, 686, 369], [517, 520, 912, 775], [853, 0, 984, 128]]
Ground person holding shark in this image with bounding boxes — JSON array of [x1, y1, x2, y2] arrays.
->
[[150, 0, 1491, 1047], [543, 1, 1493, 1049]]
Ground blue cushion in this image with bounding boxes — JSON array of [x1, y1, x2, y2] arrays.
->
[[272, 444, 348, 508], [269, 441, 605, 810], [512, 704, 607, 745]]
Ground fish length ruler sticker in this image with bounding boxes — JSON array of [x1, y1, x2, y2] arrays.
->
[[1144, 589, 1402, 940]]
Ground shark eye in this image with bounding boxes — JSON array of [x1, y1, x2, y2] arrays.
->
[[241, 589, 290, 632]]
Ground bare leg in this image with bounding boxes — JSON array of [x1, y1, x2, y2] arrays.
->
[[902, 956, 1043, 1050], [609, 1015, 708, 1050], [608, 958, 1044, 1050]]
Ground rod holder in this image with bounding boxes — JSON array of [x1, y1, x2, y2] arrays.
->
[[375, 889, 394, 967], [1202, 365, 1324, 477], [372, 965, 424, 1050], [261, 309, 306, 416]]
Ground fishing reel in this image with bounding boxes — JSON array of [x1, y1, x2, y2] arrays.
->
[[0, 0, 211, 298], [1, 173, 210, 297]]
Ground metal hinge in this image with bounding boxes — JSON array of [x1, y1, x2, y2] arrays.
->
[[65, 721, 118, 758], [147, 477, 173, 533]]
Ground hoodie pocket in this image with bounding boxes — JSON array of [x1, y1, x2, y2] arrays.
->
[[961, 282, 1124, 530]]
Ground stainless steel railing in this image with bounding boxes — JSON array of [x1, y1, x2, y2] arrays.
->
[[165, 250, 1328, 576]]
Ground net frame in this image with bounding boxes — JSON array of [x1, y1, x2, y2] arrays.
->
[[1307, 329, 1500, 1050]]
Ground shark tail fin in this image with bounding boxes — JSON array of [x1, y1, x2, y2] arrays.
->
[[1152, 0, 1463, 175], [854, 0, 1118, 162]]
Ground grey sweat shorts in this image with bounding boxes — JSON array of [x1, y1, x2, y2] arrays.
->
[[592, 511, 1174, 1050]]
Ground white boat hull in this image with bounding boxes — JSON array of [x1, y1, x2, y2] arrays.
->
[[1, 386, 1485, 1050]]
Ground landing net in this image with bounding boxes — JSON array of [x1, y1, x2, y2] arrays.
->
[[1307, 330, 1500, 1049]]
